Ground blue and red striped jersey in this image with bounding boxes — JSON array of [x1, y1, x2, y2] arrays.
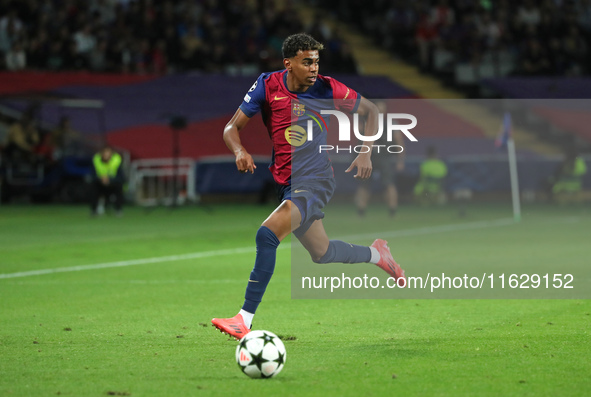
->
[[239, 69, 360, 185]]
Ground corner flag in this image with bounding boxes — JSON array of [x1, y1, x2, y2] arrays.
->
[[495, 111, 521, 222], [495, 112, 512, 148]]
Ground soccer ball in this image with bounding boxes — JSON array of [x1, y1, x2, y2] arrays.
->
[[235, 330, 286, 378]]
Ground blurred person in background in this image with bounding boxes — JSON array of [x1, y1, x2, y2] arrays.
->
[[0, 12, 19, 58], [89, 39, 108, 71], [548, 145, 587, 204], [38, 115, 80, 161], [414, 145, 448, 205], [26, 32, 49, 69], [1, 0, 591, 77], [3, 111, 40, 165], [45, 40, 65, 70], [90, 145, 124, 216], [73, 23, 97, 57], [5, 39, 26, 70], [150, 39, 168, 74], [354, 100, 404, 217], [63, 39, 88, 70], [520, 38, 552, 75]]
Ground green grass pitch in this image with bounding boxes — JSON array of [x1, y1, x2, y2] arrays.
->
[[0, 203, 589, 396]]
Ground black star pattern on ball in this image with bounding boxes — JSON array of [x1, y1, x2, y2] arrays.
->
[[242, 332, 283, 378], [274, 349, 285, 366], [248, 348, 267, 375], [263, 332, 285, 368], [261, 332, 276, 345]]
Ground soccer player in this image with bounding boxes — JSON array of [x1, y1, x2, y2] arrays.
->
[[354, 100, 405, 217], [211, 33, 405, 340]]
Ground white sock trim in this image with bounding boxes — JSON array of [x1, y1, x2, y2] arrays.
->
[[239, 309, 254, 329], [369, 247, 381, 264]]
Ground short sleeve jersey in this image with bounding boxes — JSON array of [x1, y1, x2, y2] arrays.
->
[[239, 69, 360, 186]]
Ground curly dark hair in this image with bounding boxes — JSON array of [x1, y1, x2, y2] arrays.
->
[[282, 33, 324, 58]]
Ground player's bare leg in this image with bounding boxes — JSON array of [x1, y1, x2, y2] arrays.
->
[[262, 200, 300, 240], [354, 185, 370, 217], [385, 184, 398, 217]]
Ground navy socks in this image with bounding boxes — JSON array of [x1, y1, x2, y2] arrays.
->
[[242, 226, 280, 314], [315, 240, 371, 264], [242, 230, 371, 314]]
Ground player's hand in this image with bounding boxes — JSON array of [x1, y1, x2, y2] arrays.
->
[[345, 154, 372, 179], [235, 150, 256, 174]]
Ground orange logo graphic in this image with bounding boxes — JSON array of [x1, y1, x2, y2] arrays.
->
[[240, 351, 250, 362]]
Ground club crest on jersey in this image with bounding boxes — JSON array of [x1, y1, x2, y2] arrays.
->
[[292, 103, 306, 117]]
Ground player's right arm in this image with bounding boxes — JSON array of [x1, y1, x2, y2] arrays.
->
[[223, 108, 256, 174], [224, 73, 268, 174]]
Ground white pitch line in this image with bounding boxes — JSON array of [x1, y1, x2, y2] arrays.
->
[[0, 247, 255, 279], [336, 217, 515, 242], [0, 218, 516, 280]]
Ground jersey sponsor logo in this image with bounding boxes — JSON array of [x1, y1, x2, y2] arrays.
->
[[244, 94, 251, 103], [292, 103, 306, 117], [274, 95, 288, 100], [284, 125, 307, 147]]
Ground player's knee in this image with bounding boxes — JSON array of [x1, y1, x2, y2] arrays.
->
[[311, 252, 324, 263], [256, 226, 280, 249]]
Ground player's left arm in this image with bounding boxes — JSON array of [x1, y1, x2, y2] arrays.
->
[[345, 96, 379, 179]]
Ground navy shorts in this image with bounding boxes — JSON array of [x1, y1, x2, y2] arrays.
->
[[275, 178, 336, 238]]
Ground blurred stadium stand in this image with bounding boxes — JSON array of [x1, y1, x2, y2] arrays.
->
[[313, 0, 591, 88], [0, 0, 589, 205]]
